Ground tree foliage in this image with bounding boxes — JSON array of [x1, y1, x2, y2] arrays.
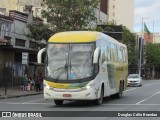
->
[[41, 0, 99, 32], [122, 26, 137, 64], [27, 23, 53, 41], [145, 43, 160, 68], [27, 0, 99, 41]]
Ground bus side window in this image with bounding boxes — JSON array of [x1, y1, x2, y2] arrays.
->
[[107, 43, 111, 61], [101, 47, 105, 64], [123, 48, 127, 63], [110, 43, 113, 61], [115, 44, 118, 62], [110, 43, 116, 62], [118, 46, 123, 62], [122, 48, 125, 63], [121, 47, 124, 63], [105, 44, 108, 61], [113, 44, 117, 62]]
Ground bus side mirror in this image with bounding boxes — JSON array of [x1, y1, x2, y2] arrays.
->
[[37, 48, 46, 63], [93, 47, 100, 64]]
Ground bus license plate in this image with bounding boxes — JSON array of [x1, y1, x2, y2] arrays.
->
[[63, 94, 72, 97]]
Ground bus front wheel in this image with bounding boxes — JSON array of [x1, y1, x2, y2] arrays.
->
[[54, 100, 64, 105], [94, 86, 104, 105]]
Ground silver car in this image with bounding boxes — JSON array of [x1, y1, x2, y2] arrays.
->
[[127, 74, 142, 87]]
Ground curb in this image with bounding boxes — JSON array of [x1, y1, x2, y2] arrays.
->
[[0, 92, 43, 99]]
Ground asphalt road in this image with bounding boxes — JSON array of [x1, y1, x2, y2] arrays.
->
[[0, 80, 160, 120]]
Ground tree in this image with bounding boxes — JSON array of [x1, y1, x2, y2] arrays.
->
[[122, 26, 137, 64], [145, 43, 160, 67], [41, 0, 99, 32], [144, 43, 160, 78], [27, 23, 53, 42]]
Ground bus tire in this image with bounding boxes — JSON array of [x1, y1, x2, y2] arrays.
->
[[95, 86, 104, 105], [54, 100, 64, 105], [113, 81, 123, 99]]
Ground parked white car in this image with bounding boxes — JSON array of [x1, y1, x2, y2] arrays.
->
[[127, 74, 142, 87]]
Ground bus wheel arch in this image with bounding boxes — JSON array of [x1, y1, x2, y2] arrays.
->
[[121, 80, 124, 91], [112, 80, 123, 99], [94, 83, 104, 105]]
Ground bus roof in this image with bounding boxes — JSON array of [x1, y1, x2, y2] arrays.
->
[[48, 31, 126, 48], [48, 31, 100, 43]]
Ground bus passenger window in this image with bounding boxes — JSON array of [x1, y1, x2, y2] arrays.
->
[[118, 46, 123, 62], [101, 45, 106, 64], [123, 48, 127, 63], [107, 45, 111, 61]]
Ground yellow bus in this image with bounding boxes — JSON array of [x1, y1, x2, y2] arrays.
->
[[38, 31, 128, 105]]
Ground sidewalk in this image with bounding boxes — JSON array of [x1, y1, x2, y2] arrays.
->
[[0, 86, 43, 99]]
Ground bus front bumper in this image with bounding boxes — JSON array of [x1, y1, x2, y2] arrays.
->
[[44, 86, 99, 100]]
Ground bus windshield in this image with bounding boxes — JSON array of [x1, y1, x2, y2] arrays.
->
[[46, 43, 95, 81]]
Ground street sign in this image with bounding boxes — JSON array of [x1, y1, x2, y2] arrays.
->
[[22, 52, 29, 65]]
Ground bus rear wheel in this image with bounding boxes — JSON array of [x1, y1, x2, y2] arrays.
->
[[54, 100, 64, 105], [114, 82, 123, 99]]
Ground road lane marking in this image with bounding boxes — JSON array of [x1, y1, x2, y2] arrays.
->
[[102, 104, 160, 106], [135, 91, 160, 105], [124, 88, 136, 92]]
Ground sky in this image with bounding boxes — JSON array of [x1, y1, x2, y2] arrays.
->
[[134, 0, 160, 32]]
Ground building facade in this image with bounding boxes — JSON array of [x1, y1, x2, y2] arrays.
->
[[0, 0, 108, 26], [107, 0, 134, 32], [0, 0, 42, 17], [0, 11, 43, 86]]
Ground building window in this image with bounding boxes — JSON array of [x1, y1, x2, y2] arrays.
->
[[0, 8, 6, 15], [100, 0, 108, 14], [113, 5, 115, 9], [15, 38, 26, 47], [4, 36, 11, 41]]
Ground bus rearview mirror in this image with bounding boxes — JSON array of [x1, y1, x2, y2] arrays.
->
[[93, 47, 100, 64], [37, 48, 46, 63]]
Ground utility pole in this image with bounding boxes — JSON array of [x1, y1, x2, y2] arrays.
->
[[153, 20, 155, 43], [139, 18, 148, 76]]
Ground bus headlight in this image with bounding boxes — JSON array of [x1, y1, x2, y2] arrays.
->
[[43, 80, 50, 89], [46, 86, 50, 89], [86, 85, 91, 89], [84, 82, 95, 90]]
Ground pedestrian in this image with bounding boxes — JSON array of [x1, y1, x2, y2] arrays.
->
[[23, 75, 28, 92], [35, 73, 43, 92], [39, 73, 43, 91], [29, 77, 35, 90]]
